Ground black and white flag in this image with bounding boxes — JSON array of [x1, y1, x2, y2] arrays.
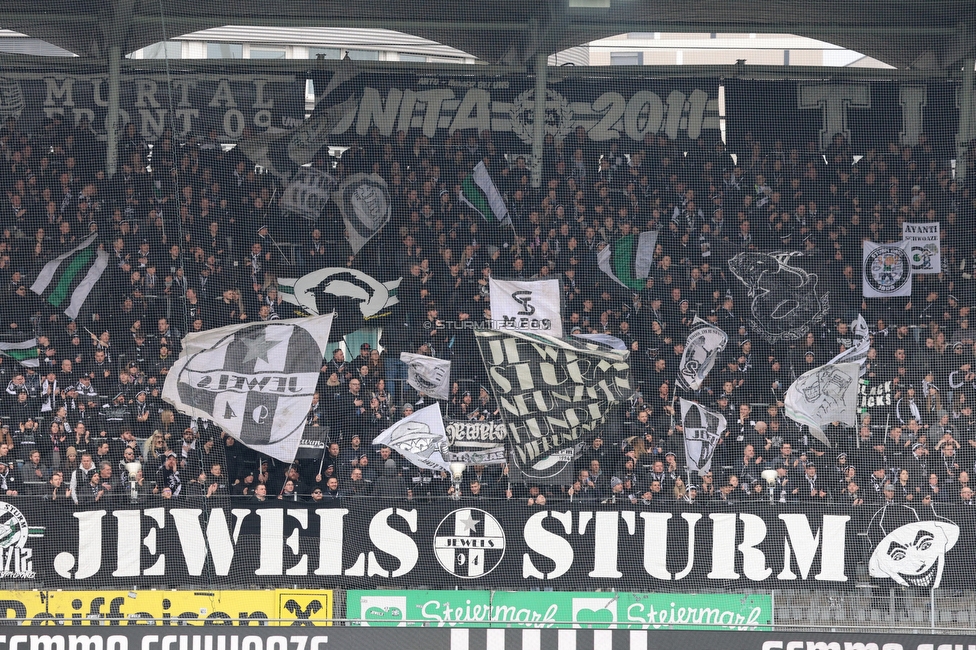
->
[[679, 398, 727, 476], [237, 63, 359, 180], [445, 420, 507, 465], [784, 362, 861, 448], [161, 315, 333, 464], [295, 424, 331, 460], [677, 315, 728, 390], [863, 241, 912, 298], [401, 352, 451, 401], [334, 173, 392, 255], [475, 329, 632, 483], [280, 167, 337, 222], [489, 277, 563, 337], [373, 404, 450, 472], [828, 313, 870, 373]]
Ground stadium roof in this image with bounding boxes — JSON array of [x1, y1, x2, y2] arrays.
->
[[1, 0, 974, 69]]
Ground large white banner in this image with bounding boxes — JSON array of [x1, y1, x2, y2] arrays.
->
[[901, 222, 941, 274], [863, 241, 913, 298], [489, 277, 563, 337]]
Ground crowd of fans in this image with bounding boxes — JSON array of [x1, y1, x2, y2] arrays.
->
[[0, 106, 975, 510]]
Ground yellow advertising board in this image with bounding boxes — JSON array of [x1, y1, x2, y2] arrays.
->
[[0, 590, 332, 626]]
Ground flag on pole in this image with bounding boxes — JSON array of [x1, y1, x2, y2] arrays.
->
[[237, 62, 360, 180], [373, 404, 450, 472], [30, 233, 108, 319], [677, 315, 728, 390], [459, 161, 510, 226], [828, 314, 870, 373], [597, 231, 658, 291], [401, 352, 451, 401], [784, 362, 861, 448], [161, 315, 333, 464], [679, 398, 728, 477], [0, 338, 38, 367]]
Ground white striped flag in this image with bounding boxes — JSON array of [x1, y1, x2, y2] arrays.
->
[[0, 338, 38, 367], [458, 161, 510, 226], [30, 234, 109, 319]]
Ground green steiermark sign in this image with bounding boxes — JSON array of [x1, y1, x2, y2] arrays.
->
[[347, 591, 771, 630]]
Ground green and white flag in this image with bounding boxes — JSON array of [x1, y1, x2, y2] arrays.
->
[[597, 231, 658, 291], [458, 161, 510, 226], [30, 233, 109, 319], [0, 338, 38, 367]]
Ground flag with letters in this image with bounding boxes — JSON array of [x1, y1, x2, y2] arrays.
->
[[373, 404, 450, 472], [489, 277, 563, 337], [401, 352, 451, 401], [161, 315, 333, 463], [0, 338, 38, 368], [30, 233, 108, 320], [680, 398, 727, 476], [475, 329, 633, 483]]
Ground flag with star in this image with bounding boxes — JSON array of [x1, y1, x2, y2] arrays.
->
[[161, 315, 333, 463]]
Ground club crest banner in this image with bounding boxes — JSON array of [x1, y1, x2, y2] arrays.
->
[[863, 241, 913, 298], [161, 315, 333, 463]]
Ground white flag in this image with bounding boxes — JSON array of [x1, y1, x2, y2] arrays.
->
[[677, 315, 728, 390], [680, 398, 728, 477], [161, 315, 333, 464], [373, 404, 450, 472], [489, 277, 563, 337], [863, 241, 913, 298], [828, 313, 870, 373], [401, 352, 451, 401], [784, 362, 861, 448], [901, 222, 941, 274]]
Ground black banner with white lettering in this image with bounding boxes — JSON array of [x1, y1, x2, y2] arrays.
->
[[0, 73, 305, 141], [324, 74, 720, 148], [726, 80, 959, 155], [6, 497, 976, 590]]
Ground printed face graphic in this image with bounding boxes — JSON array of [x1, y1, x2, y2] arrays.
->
[[869, 521, 959, 587]]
